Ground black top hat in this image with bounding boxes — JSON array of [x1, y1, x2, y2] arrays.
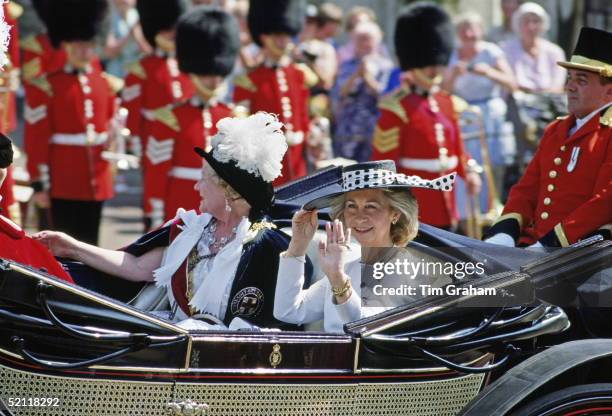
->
[[248, 0, 305, 46], [558, 27, 612, 78], [137, 0, 186, 49], [0, 133, 13, 169], [302, 160, 457, 211], [176, 7, 239, 76], [45, 0, 108, 48], [394, 2, 454, 70], [194, 112, 288, 219]]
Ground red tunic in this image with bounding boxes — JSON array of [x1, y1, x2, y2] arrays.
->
[[0, 166, 16, 220], [233, 62, 314, 186], [0, 214, 74, 283], [371, 88, 469, 228], [24, 66, 116, 201], [145, 97, 232, 222], [491, 107, 611, 246], [120, 53, 194, 218]]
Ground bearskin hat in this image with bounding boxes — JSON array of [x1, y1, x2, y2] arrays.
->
[[248, 0, 305, 46], [176, 7, 239, 76], [45, 0, 108, 48], [394, 2, 455, 70], [0, 133, 13, 169], [137, 0, 186, 49]]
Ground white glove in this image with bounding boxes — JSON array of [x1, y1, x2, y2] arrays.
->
[[484, 233, 515, 247]]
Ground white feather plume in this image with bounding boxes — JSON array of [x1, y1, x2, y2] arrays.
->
[[211, 112, 288, 182], [0, 2, 10, 70]]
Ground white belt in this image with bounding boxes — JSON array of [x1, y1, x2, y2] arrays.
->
[[399, 156, 458, 172], [169, 166, 201, 181], [51, 132, 108, 146], [285, 131, 304, 146]]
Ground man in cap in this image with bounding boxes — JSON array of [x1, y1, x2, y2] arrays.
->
[[24, 0, 118, 245], [145, 6, 240, 224], [122, 0, 193, 231], [0, 133, 73, 283], [371, 2, 481, 230], [485, 27, 611, 247], [233, 0, 318, 186]]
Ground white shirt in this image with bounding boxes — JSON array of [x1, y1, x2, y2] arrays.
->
[[274, 255, 384, 333]]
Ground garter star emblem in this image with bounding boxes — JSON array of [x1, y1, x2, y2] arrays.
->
[[269, 344, 282, 368], [230, 287, 264, 317]]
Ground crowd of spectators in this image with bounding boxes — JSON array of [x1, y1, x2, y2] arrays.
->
[[13, 0, 572, 231]]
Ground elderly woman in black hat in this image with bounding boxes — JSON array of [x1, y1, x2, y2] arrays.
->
[[274, 161, 455, 332], [35, 110, 296, 329]]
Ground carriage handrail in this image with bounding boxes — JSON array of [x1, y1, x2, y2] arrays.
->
[[411, 344, 519, 374]]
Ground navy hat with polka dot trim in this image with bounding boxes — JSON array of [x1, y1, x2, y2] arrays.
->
[[303, 160, 456, 210]]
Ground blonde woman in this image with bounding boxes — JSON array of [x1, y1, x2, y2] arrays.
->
[[274, 160, 456, 332]]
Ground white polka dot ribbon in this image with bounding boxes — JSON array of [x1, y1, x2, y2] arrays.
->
[[342, 169, 456, 192]]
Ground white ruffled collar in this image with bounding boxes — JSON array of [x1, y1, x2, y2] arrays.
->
[[153, 209, 253, 318]]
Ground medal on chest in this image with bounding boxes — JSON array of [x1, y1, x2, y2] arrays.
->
[[567, 146, 580, 173]]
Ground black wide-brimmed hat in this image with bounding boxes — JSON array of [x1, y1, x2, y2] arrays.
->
[[558, 27, 612, 78], [137, 0, 186, 49], [194, 112, 288, 219], [45, 0, 108, 48], [302, 160, 456, 211], [176, 7, 239, 76], [248, 0, 305, 46], [394, 2, 454, 70], [0, 133, 14, 169]]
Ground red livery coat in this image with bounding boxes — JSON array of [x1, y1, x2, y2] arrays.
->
[[491, 106, 612, 246], [145, 97, 232, 222], [0, 214, 74, 283], [371, 88, 469, 228]]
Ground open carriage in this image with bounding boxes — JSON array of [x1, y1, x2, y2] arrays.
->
[[0, 167, 610, 416]]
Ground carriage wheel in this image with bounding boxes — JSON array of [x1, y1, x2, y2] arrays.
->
[[511, 383, 612, 416]]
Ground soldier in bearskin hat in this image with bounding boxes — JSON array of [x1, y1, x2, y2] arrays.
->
[[122, 0, 194, 231], [233, 0, 318, 186], [485, 27, 611, 247], [145, 6, 240, 223], [23, 0, 118, 245], [371, 2, 481, 230]]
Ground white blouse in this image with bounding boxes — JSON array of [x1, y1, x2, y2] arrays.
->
[[274, 254, 385, 333]]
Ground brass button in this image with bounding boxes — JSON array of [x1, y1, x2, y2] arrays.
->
[[547, 184, 555, 192], [439, 147, 448, 155], [560, 145, 566, 151], [544, 197, 551, 205], [554, 157, 562, 166], [541, 212, 549, 220], [549, 170, 557, 179]]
